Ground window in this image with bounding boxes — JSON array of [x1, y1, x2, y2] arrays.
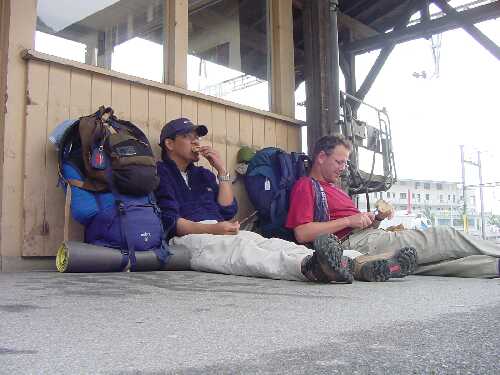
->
[[387, 192, 391, 198], [36, 0, 165, 82], [187, 0, 270, 110], [424, 183, 431, 190], [448, 194, 451, 202], [439, 194, 444, 203], [412, 193, 415, 199], [436, 183, 443, 190], [415, 182, 420, 189], [400, 193, 407, 199], [425, 194, 430, 201], [392, 193, 396, 198], [417, 193, 421, 201], [453, 195, 456, 203]]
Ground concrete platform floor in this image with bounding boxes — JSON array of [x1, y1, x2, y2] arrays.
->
[[0, 271, 499, 374]]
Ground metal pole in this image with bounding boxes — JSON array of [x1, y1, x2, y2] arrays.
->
[[460, 145, 468, 232], [477, 151, 486, 239], [329, 0, 341, 132]]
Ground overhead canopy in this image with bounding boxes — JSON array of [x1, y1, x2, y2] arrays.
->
[[36, 0, 500, 85], [293, 0, 500, 85]]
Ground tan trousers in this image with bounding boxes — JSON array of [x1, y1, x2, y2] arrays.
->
[[345, 226, 500, 278], [168, 231, 312, 281]]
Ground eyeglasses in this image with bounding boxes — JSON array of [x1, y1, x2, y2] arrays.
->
[[333, 158, 349, 167]]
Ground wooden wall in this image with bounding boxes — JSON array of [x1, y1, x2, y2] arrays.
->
[[23, 59, 301, 257]]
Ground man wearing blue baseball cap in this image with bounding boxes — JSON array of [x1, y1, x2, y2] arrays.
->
[[155, 117, 354, 283]]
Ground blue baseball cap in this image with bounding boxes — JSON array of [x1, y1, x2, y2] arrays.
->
[[159, 117, 208, 146]]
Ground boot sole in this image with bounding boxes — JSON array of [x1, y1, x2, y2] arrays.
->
[[313, 235, 353, 284], [387, 247, 418, 278], [356, 259, 390, 282]]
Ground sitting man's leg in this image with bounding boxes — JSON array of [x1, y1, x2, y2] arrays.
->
[[346, 226, 499, 278], [169, 232, 353, 283]]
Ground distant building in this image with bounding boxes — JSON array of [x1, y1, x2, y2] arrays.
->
[[356, 178, 484, 231]]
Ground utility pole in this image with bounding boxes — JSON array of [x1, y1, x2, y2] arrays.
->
[[460, 145, 468, 232], [461, 146, 487, 239], [478, 151, 486, 240]]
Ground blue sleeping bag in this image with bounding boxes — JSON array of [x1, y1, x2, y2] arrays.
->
[[62, 163, 165, 254]]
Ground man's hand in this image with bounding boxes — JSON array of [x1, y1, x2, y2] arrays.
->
[[200, 146, 226, 175], [210, 221, 240, 235], [374, 199, 394, 221], [345, 212, 375, 229], [375, 207, 394, 221]]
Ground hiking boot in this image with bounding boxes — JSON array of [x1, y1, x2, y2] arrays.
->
[[301, 234, 353, 283], [349, 258, 391, 282], [352, 246, 418, 280]]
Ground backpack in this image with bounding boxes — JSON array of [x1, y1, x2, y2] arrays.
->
[[70, 106, 159, 196], [244, 147, 311, 241], [53, 108, 169, 268]]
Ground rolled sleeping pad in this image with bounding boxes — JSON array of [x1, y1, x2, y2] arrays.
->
[[56, 241, 165, 273], [132, 250, 166, 272]]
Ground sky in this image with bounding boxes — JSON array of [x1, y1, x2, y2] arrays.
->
[[35, 0, 500, 212], [352, 18, 500, 212]]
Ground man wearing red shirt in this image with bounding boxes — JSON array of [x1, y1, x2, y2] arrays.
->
[[286, 135, 500, 279]]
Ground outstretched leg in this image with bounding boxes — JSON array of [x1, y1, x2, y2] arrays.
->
[[347, 226, 499, 278]]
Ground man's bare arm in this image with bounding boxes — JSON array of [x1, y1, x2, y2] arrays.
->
[[294, 212, 375, 244], [294, 219, 350, 244]]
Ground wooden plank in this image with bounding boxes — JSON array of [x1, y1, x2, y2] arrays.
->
[[111, 78, 131, 119], [165, 91, 182, 123], [130, 84, 149, 137], [196, 99, 213, 170], [23, 60, 49, 256], [148, 89, 166, 160], [264, 118, 277, 147], [25, 50, 303, 126], [225, 109, 239, 147], [211, 104, 226, 168], [68, 69, 93, 242], [91, 74, 112, 110], [276, 120, 288, 150], [287, 125, 302, 152], [43, 64, 71, 256], [252, 115, 265, 149], [239, 112, 253, 147], [70, 70, 92, 118], [181, 95, 197, 123]]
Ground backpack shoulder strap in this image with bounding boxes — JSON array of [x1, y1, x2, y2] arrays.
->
[[310, 177, 330, 222]]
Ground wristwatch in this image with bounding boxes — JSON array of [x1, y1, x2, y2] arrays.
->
[[217, 172, 231, 182]]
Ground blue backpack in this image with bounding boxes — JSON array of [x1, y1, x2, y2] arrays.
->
[[244, 147, 311, 241], [52, 112, 170, 269]]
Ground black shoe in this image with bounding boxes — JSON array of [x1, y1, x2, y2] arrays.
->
[[302, 234, 353, 283]]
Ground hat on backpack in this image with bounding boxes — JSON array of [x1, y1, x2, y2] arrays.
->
[[234, 146, 257, 175], [159, 118, 208, 146]]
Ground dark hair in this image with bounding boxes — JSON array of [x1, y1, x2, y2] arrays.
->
[[160, 138, 173, 161], [161, 146, 168, 161], [311, 134, 352, 162]]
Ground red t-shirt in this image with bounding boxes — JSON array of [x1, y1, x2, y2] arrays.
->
[[285, 176, 360, 239]]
